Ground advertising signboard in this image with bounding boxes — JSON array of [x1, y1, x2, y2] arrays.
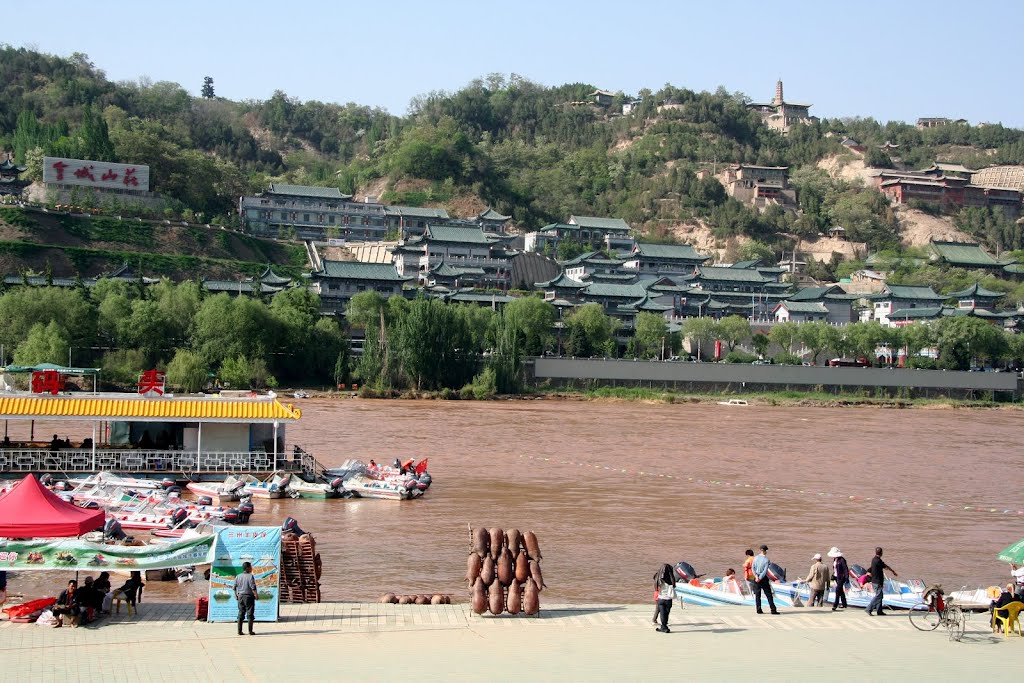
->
[[207, 526, 281, 623], [0, 534, 215, 571], [43, 156, 150, 192]]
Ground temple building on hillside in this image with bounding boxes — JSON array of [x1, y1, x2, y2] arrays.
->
[[747, 80, 815, 134], [0, 153, 29, 199]]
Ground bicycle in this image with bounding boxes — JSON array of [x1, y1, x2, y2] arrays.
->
[[908, 586, 967, 642]]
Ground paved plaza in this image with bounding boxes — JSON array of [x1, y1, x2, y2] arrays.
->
[[0, 601, 1021, 681]]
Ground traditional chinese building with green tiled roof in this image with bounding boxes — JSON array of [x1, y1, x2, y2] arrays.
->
[[310, 260, 412, 314], [945, 282, 1004, 310], [929, 240, 1005, 269], [623, 242, 710, 275]]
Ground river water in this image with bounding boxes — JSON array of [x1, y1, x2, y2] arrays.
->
[[8, 399, 1024, 604]]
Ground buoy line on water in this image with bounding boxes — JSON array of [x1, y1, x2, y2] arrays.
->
[[516, 454, 1024, 516]]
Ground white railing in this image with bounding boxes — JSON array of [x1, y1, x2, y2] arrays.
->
[[0, 449, 291, 474]]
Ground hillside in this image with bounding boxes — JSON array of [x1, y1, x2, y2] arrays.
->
[[2, 46, 1024, 268], [0, 207, 307, 280]]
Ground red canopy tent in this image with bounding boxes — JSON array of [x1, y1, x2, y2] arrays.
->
[[0, 474, 104, 537]]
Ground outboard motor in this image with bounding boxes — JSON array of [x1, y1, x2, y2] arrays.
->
[[53, 479, 67, 491], [227, 480, 245, 495], [674, 561, 700, 582], [767, 562, 786, 583], [161, 478, 176, 490], [415, 475, 429, 491], [166, 485, 182, 495], [282, 517, 305, 536], [59, 493, 74, 503], [39, 473, 54, 487], [170, 507, 190, 527], [404, 478, 418, 491], [103, 518, 127, 541], [238, 501, 255, 524], [418, 472, 432, 489], [329, 477, 345, 491], [197, 495, 213, 507], [223, 508, 241, 524]]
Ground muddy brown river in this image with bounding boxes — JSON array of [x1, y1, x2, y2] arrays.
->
[[8, 399, 1024, 604]]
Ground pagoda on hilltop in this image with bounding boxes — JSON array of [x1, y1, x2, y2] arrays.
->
[[0, 153, 29, 199], [747, 79, 816, 135]]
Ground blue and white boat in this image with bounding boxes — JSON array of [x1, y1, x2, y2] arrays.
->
[[772, 575, 926, 610], [673, 561, 799, 607]]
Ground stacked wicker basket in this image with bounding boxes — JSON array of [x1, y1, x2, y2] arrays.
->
[[466, 526, 544, 616]]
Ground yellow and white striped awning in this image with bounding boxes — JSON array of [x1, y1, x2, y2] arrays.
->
[[0, 395, 302, 423]]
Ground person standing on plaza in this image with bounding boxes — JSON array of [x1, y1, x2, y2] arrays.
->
[[752, 545, 779, 615], [234, 561, 257, 636], [653, 564, 677, 633], [742, 549, 757, 597], [828, 547, 849, 610], [804, 553, 830, 607], [865, 547, 897, 616]]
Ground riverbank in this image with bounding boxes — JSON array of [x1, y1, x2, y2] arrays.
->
[[1, 601, 1012, 681], [285, 385, 1019, 410]]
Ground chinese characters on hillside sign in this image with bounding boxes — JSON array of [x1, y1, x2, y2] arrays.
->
[[43, 157, 150, 192]]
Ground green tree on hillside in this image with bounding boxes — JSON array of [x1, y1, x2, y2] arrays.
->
[[201, 76, 215, 99]]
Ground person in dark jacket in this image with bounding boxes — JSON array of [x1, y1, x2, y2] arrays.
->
[[55, 580, 83, 626], [828, 547, 849, 610], [653, 564, 677, 633], [865, 547, 897, 616]]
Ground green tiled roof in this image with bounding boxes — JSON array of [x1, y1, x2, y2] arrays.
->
[[558, 250, 601, 266], [930, 241, 1000, 267], [586, 272, 637, 281], [886, 306, 946, 320], [385, 205, 450, 219], [694, 266, 771, 283], [267, 184, 349, 200], [424, 225, 494, 244], [632, 243, 709, 261], [537, 273, 586, 289], [257, 266, 292, 285], [583, 282, 648, 299], [788, 286, 838, 301], [569, 215, 631, 232], [730, 260, 761, 269], [478, 208, 510, 221], [317, 261, 410, 282], [945, 283, 1004, 299], [431, 263, 486, 277], [881, 285, 944, 301], [777, 301, 828, 314]]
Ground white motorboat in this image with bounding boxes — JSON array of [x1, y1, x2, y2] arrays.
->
[[673, 561, 797, 607], [240, 472, 291, 499], [186, 475, 246, 503], [773, 576, 926, 610], [287, 477, 342, 499], [341, 474, 418, 500], [67, 471, 172, 490], [717, 399, 748, 406]]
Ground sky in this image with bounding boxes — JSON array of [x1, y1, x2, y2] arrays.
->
[[8, 1, 1024, 127]]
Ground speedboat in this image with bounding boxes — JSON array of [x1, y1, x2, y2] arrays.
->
[[717, 399, 748, 406], [186, 475, 246, 503], [341, 474, 419, 500], [673, 561, 798, 607], [773, 577, 926, 609], [324, 458, 432, 500], [67, 471, 172, 490], [240, 472, 291, 499], [287, 477, 343, 499]]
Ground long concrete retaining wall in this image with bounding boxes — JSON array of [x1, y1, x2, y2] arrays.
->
[[529, 358, 1021, 399]]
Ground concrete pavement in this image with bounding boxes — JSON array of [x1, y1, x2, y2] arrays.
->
[[0, 601, 1020, 681]]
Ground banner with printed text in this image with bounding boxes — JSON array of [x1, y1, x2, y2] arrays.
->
[[207, 526, 280, 623], [0, 534, 214, 571]]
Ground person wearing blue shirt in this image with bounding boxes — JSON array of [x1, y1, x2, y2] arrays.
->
[[752, 545, 779, 615]]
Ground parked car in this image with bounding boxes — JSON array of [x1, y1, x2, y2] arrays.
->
[[827, 358, 869, 368]]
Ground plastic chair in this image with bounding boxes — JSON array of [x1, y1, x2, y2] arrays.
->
[[113, 584, 143, 616], [992, 601, 1024, 637]]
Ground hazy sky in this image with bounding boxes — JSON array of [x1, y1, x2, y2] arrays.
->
[[8, 1, 1023, 127]]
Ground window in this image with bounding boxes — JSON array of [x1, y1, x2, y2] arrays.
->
[[328, 215, 335, 224], [303, 213, 310, 222]]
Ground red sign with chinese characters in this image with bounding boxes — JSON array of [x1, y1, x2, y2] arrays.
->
[[31, 370, 64, 395], [42, 157, 150, 192], [137, 369, 166, 397]]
